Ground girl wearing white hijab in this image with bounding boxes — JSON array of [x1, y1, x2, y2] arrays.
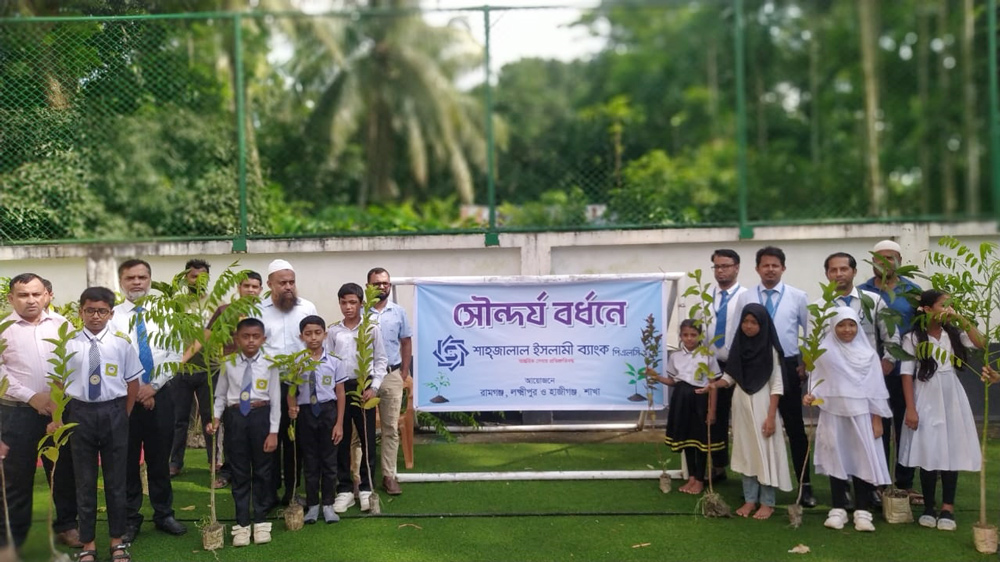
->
[[803, 307, 891, 532]]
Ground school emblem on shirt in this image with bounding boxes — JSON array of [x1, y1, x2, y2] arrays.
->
[[104, 363, 119, 378], [89, 374, 101, 386], [255, 379, 268, 391], [322, 375, 332, 386], [240, 390, 250, 401]]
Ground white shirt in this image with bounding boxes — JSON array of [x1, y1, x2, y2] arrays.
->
[[0, 309, 67, 403], [253, 297, 318, 359], [810, 287, 899, 363], [213, 351, 281, 433], [297, 350, 349, 406], [111, 299, 182, 390], [665, 346, 720, 387], [65, 326, 143, 402], [900, 331, 974, 378], [325, 321, 388, 391], [734, 281, 809, 359], [706, 283, 748, 363]]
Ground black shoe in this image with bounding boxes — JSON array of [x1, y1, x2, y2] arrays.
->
[[869, 490, 883, 509], [279, 493, 293, 507], [154, 516, 187, 536], [121, 523, 140, 543], [711, 469, 728, 484], [799, 484, 818, 508]]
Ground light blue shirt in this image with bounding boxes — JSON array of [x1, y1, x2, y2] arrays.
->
[[734, 281, 808, 359], [371, 301, 412, 366], [66, 327, 143, 402], [296, 350, 349, 405]]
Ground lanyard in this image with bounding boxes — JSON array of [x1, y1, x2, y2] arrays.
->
[[713, 284, 739, 315], [757, 284, 785, 313]]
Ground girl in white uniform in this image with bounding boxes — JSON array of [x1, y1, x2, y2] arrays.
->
[[705, 303, 792, 520], [899, 289, 983, 531], [804, 307, 891, 532]]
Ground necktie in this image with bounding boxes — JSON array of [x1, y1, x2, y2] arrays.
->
[[134, 306, 155, 384], [88, 337, 102, 401], [713, 290, 729, 348], [309, 371, 321, 416], [239, 358, 254, 416], [764, 289, 777, 316], [840, 295, 854, 307]]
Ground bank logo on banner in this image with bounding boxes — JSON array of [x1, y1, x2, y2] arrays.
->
[[415, 279, 669, 412]]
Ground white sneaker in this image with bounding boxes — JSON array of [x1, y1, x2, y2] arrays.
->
[[359, 491, 372, 512], [304, 505, 319, 524], [853, 509, 875, 532], [253, 522, 272, 544], [919, 514, 938, 528], [333, 492, 355, 513], [323, 504, 340, 523], [231, 524, 251, 547], [824, 508, 848, 530], [936, 512, 957, 531]]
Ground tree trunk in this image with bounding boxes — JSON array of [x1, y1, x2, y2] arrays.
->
[[962, 0, 979, 215], [918, 5, 932, 214], [939, 0, 957, 216], [858, 0, 884, 216]]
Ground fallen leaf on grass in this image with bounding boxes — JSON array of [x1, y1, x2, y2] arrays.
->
[[397, 523, 423, 530], [788, 544, 810, 554], [631, 543, 651, 549], [180, 505, 196, 511]]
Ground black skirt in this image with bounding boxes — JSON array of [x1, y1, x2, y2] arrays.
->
[[663, 380, 726, 453]]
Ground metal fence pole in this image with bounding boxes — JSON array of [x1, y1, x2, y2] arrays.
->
[[233, 13, 249, 253], [483, 7, 499, 247], [990, 0, 1000, 223], [733, 0, 753, 239]]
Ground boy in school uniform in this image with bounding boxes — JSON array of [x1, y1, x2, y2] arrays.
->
[[206, 318, 280, 547], [288, 315, 347, 524], [65, 287, 143, 562]]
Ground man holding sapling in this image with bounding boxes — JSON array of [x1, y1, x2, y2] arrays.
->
[[705, 249, 747, 483], [733, 246, 816, 507], [253, 259, 317, 507], [0, 273, 81, 549], [366, 267, 412, 496], [857, 239, 923, 504], [112, 259, 188, 541]]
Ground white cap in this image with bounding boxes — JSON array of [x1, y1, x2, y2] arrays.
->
[[872, 240, 902, 255], [267, 259, 294, 276]]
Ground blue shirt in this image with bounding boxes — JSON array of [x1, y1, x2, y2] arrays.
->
[[297, 350, 348, 405], [857, 275, 922, 376], [371, 301, 412, 367], [734, 281, 809, 359]]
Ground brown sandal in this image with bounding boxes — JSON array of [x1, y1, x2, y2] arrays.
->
[[907, 489, 925, 505], [110, 542, 131, 562], [75, 550, 98, 562]]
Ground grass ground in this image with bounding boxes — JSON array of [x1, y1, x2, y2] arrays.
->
[[15, 431, 1000, 561]]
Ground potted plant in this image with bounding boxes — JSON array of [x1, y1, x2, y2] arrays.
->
[[141, 263, 260, 550]]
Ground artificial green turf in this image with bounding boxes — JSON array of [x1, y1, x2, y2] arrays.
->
[[15, 436, 1000, 561]]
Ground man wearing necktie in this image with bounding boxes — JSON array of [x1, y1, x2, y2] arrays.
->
[[706, 249, 747, 482], [111, 259, 187, 542], [733, 246, 815, 507]]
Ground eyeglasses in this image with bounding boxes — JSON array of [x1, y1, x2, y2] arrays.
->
[[83, 308, 112, 317], [371, 282, 391, 287], [712, 264, 737, 270]]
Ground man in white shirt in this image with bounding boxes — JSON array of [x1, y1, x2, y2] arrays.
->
[[705, 249, 747, 482], [112, 259, 187, 541], [0, 273, 80, 549], [253, 259, 317, 506], [733, 246, 816, 507]]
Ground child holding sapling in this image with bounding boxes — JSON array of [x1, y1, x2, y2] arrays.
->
[[703, 304, 791, 519], [899, 290, 984, 531], [288, 315, 347, 524], [803, 307, 891, 532], [646, 319, 723, 495]]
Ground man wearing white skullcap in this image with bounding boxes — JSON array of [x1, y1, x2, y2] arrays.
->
[[253, 259, 317, 507], [857, 240, 923, 505]]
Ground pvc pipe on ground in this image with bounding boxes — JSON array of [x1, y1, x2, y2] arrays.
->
[[418, 423, 649, 433], [397, 469, 686, 483]]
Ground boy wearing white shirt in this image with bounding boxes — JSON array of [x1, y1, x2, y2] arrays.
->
[[207, 318, 280, 547], [65, 287, 142, 562]]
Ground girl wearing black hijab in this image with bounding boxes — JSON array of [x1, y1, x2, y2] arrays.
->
[[703, 303, 792, 519]]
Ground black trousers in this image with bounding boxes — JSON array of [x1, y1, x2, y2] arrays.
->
[[920, 468, 959, 511], [67, 398, 129, 544], [337, 380, 376, 493], [881, 375, 915, 489], [171, 372, 213, 467], [778, 356, 810, 486], [0, 404, 78, 547], [684, 449, 707, 481], [298, 401, 339, 506], [126, 384, 175, 526], [223, 406, 274, 526], [830, 475, 875, 510], [272, 382, 299, 499], [712, 359, 732, 469]]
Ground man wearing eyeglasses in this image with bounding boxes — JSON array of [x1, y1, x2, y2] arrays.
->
[[366, 268, 412, 495], [0, 273, 80, 550], [112, 259, 187, 542]]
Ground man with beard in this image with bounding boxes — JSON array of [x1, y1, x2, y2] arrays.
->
[[255, 259, 317, 506], [111, 259, 187, 542], [0, 273, 81, 550], [366, 267, 411, 495]]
